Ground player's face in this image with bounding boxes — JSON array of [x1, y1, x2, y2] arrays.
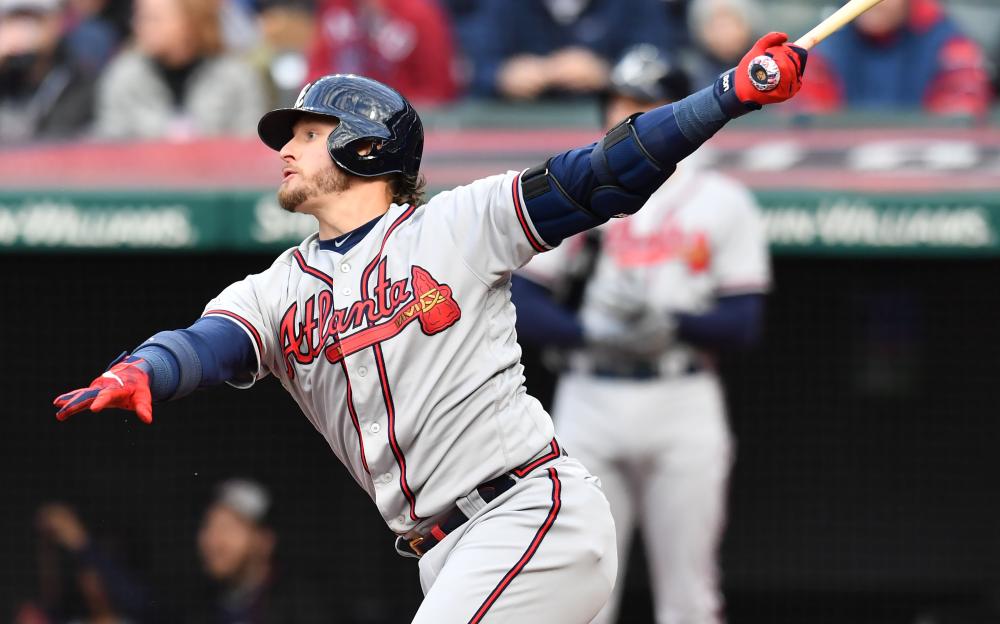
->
[[277, 116, 350, 213], [604, 95, 669, 132], [197, 505, 258, 581]]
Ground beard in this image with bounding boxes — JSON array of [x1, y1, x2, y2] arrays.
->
[[277, 166, 351, 213]]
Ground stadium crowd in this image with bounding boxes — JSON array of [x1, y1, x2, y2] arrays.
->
[[0, 0, 995, 144]]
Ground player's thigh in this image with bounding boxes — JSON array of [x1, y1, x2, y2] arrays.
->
[[413, 460, 617, 624]]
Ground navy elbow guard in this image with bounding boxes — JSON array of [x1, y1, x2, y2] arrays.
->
[[519, 113, 676, 245], [589, 113, 675, 218]]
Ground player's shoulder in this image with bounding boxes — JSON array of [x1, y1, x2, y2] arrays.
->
[[263, 233, 319, 270], [422, 170, 520, 211]]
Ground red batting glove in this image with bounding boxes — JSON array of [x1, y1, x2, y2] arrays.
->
[[53, 354, 153, 424], [716, 32, 808, 116]]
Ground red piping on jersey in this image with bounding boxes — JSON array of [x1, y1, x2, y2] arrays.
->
[[339, 358, 370, 474], [359, 204, 420, 522], [289, 250, 374, 475], [511, 173, 547, 252], [360, 204, 417, 294], [512, 439, 561, 478], [373, 343, 420, 521], [203, 309, 264, 364], [468, 467, 562, 624], [292, 249, 334, 287]]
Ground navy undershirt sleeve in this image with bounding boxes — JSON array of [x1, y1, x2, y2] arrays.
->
[[675, 293, 765, 351], [510, 275, 585, 349], [133, 317, 256, 401]]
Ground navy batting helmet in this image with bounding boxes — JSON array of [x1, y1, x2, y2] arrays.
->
[[608, 45, 691, 104], [257, 74, 423, 178]]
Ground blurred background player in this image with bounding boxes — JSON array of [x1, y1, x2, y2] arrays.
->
[[796, 0, 992, 116], [190, 478, 328, 624], [512, 45, 770, 624]]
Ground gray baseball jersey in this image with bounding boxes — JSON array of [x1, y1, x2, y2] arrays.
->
[[202, 171, 558, 534]]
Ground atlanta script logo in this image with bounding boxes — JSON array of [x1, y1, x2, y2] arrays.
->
[[279, 261, 461, 378]]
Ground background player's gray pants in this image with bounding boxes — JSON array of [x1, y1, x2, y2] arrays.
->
[[553, 372, 733, 624], [412, 456, 618, 624]]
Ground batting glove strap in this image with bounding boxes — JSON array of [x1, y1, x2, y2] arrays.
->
[[715, 69, 760, 118]]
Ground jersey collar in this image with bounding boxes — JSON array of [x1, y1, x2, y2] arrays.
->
[[318, 214, 385, 254]]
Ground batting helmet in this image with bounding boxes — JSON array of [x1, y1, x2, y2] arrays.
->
[[608, 45, 691, 104], [257, 74, 423, 178]]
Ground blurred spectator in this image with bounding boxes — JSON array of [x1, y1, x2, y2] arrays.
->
[[466, 0, 677, 99], [0, 0, 97, 144], [683, 0, 759, 88], [63, 0, 123, 73], [306, 0, 457, 105], [218, 0, 259, 53], [248, 0, 314, 108], [189, 479, 328, 624], [14, 503, 152, 624], [93, 0, 267, 140], [797, 0, 992, 116]]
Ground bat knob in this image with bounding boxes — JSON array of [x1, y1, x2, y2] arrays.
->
[[748, 54, 780, 91]]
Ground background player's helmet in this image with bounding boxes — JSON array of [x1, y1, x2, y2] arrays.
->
[[607, 44, 692, 104], [257, 74, 424, 178]]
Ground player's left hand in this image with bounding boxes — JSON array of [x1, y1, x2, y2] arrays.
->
[[718, 32, 808, 115], [53, 354, 153, 424]]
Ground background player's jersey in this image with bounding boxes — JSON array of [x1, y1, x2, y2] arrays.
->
[[522, 163, 770, 371], [202, 171, 555, 534]]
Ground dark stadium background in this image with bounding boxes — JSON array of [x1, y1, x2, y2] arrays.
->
[[3, 252, 998, 622]]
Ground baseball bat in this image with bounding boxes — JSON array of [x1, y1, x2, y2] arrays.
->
[[749, 0, 886, 90]]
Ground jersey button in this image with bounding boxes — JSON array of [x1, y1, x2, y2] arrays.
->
[[357, 367, 368, 377], [341, 287, 351, 296], [380, 472, 393, 484], [340, 263, 351, 273], [368, 422, 381, 434]]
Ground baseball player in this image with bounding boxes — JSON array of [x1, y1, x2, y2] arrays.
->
[[513, 46, 770, 624], [53, 33, 805, 624]]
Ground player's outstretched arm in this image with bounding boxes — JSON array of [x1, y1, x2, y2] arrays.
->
[[521, 33, 806, 248], [53, 317, 256, 424]]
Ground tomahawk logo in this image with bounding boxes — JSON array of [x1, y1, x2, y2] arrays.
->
[[279, 264, 461, 378]]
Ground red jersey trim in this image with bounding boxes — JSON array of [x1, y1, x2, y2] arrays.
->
[[512, 173, 548, 252], [512, 439, 561, 478], [292, 249, 334, 287], [203, 309, 264, 373]]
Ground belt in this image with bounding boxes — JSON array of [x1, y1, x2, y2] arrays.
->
[[590, 360, 703, 380], [395, 441, 567, 559], [395, 472, 517, 558]]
